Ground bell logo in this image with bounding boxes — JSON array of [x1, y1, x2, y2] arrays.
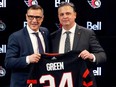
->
[[55, 0, 70, 7], [87, 21, 101, 30], [23, 21, 27, 27], [93, 67, 101, 76], [0, 45, 6, 53], [0, 0, 6, 8]]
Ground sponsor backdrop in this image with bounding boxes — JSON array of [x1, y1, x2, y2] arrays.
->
[[0, 0, 116, 87]]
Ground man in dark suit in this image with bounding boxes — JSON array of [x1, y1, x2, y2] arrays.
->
[[50, 2, 106, 64], [5, 5, 49, 87]]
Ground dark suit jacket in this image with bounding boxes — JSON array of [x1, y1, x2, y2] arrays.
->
[[5, 27, 49, 87], [50, 24, 106, 64]]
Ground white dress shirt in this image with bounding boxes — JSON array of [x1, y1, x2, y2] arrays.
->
[[27, 25, 45, 53], [59, 23, 76, 53]]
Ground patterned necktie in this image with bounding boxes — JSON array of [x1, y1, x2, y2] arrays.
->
[[64, 31, 71, 53], [33, 32, 44, 53]]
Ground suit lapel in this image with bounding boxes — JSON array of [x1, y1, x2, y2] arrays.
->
[[23, 27, 34, 53], [39, 29, 49, 52], [73, 25, 81, 50], [54, 29, 62, 53]]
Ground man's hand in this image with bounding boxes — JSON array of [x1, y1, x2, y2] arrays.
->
[[78, 50, 94, 61], [28, 53, 41, 63]]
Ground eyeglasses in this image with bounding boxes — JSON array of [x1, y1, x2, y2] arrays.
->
[[27, 15, 43, 20]]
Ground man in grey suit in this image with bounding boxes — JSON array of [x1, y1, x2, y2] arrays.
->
[[5, 5, 49, 87], [50, 2, 106, 64]]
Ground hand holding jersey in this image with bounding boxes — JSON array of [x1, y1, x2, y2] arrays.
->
[[27, 51, 97, 87], [78, 50, 95, 62], [27, 53, 41, 64]]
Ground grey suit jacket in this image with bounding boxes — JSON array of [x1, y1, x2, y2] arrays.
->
[[5, 27, 49, 87], [50, 24, 106, 64]]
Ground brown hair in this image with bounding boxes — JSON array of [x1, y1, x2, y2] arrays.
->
[[58, 2, 76, 12], [27, 5, 44, 14]]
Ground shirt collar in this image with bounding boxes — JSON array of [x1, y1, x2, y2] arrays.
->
[[27, 25, 39, 34], [62, 23, 76, 35]]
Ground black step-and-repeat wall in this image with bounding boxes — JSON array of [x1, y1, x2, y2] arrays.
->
[[0, 0, 116, 87]]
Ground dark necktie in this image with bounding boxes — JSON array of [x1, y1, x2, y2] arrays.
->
[[64, 31, 71, 53], [33, 32, 44, 53]]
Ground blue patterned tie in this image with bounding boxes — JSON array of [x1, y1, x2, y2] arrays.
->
[[33, 32, 44, 53], [64, 31, 71, 53]]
